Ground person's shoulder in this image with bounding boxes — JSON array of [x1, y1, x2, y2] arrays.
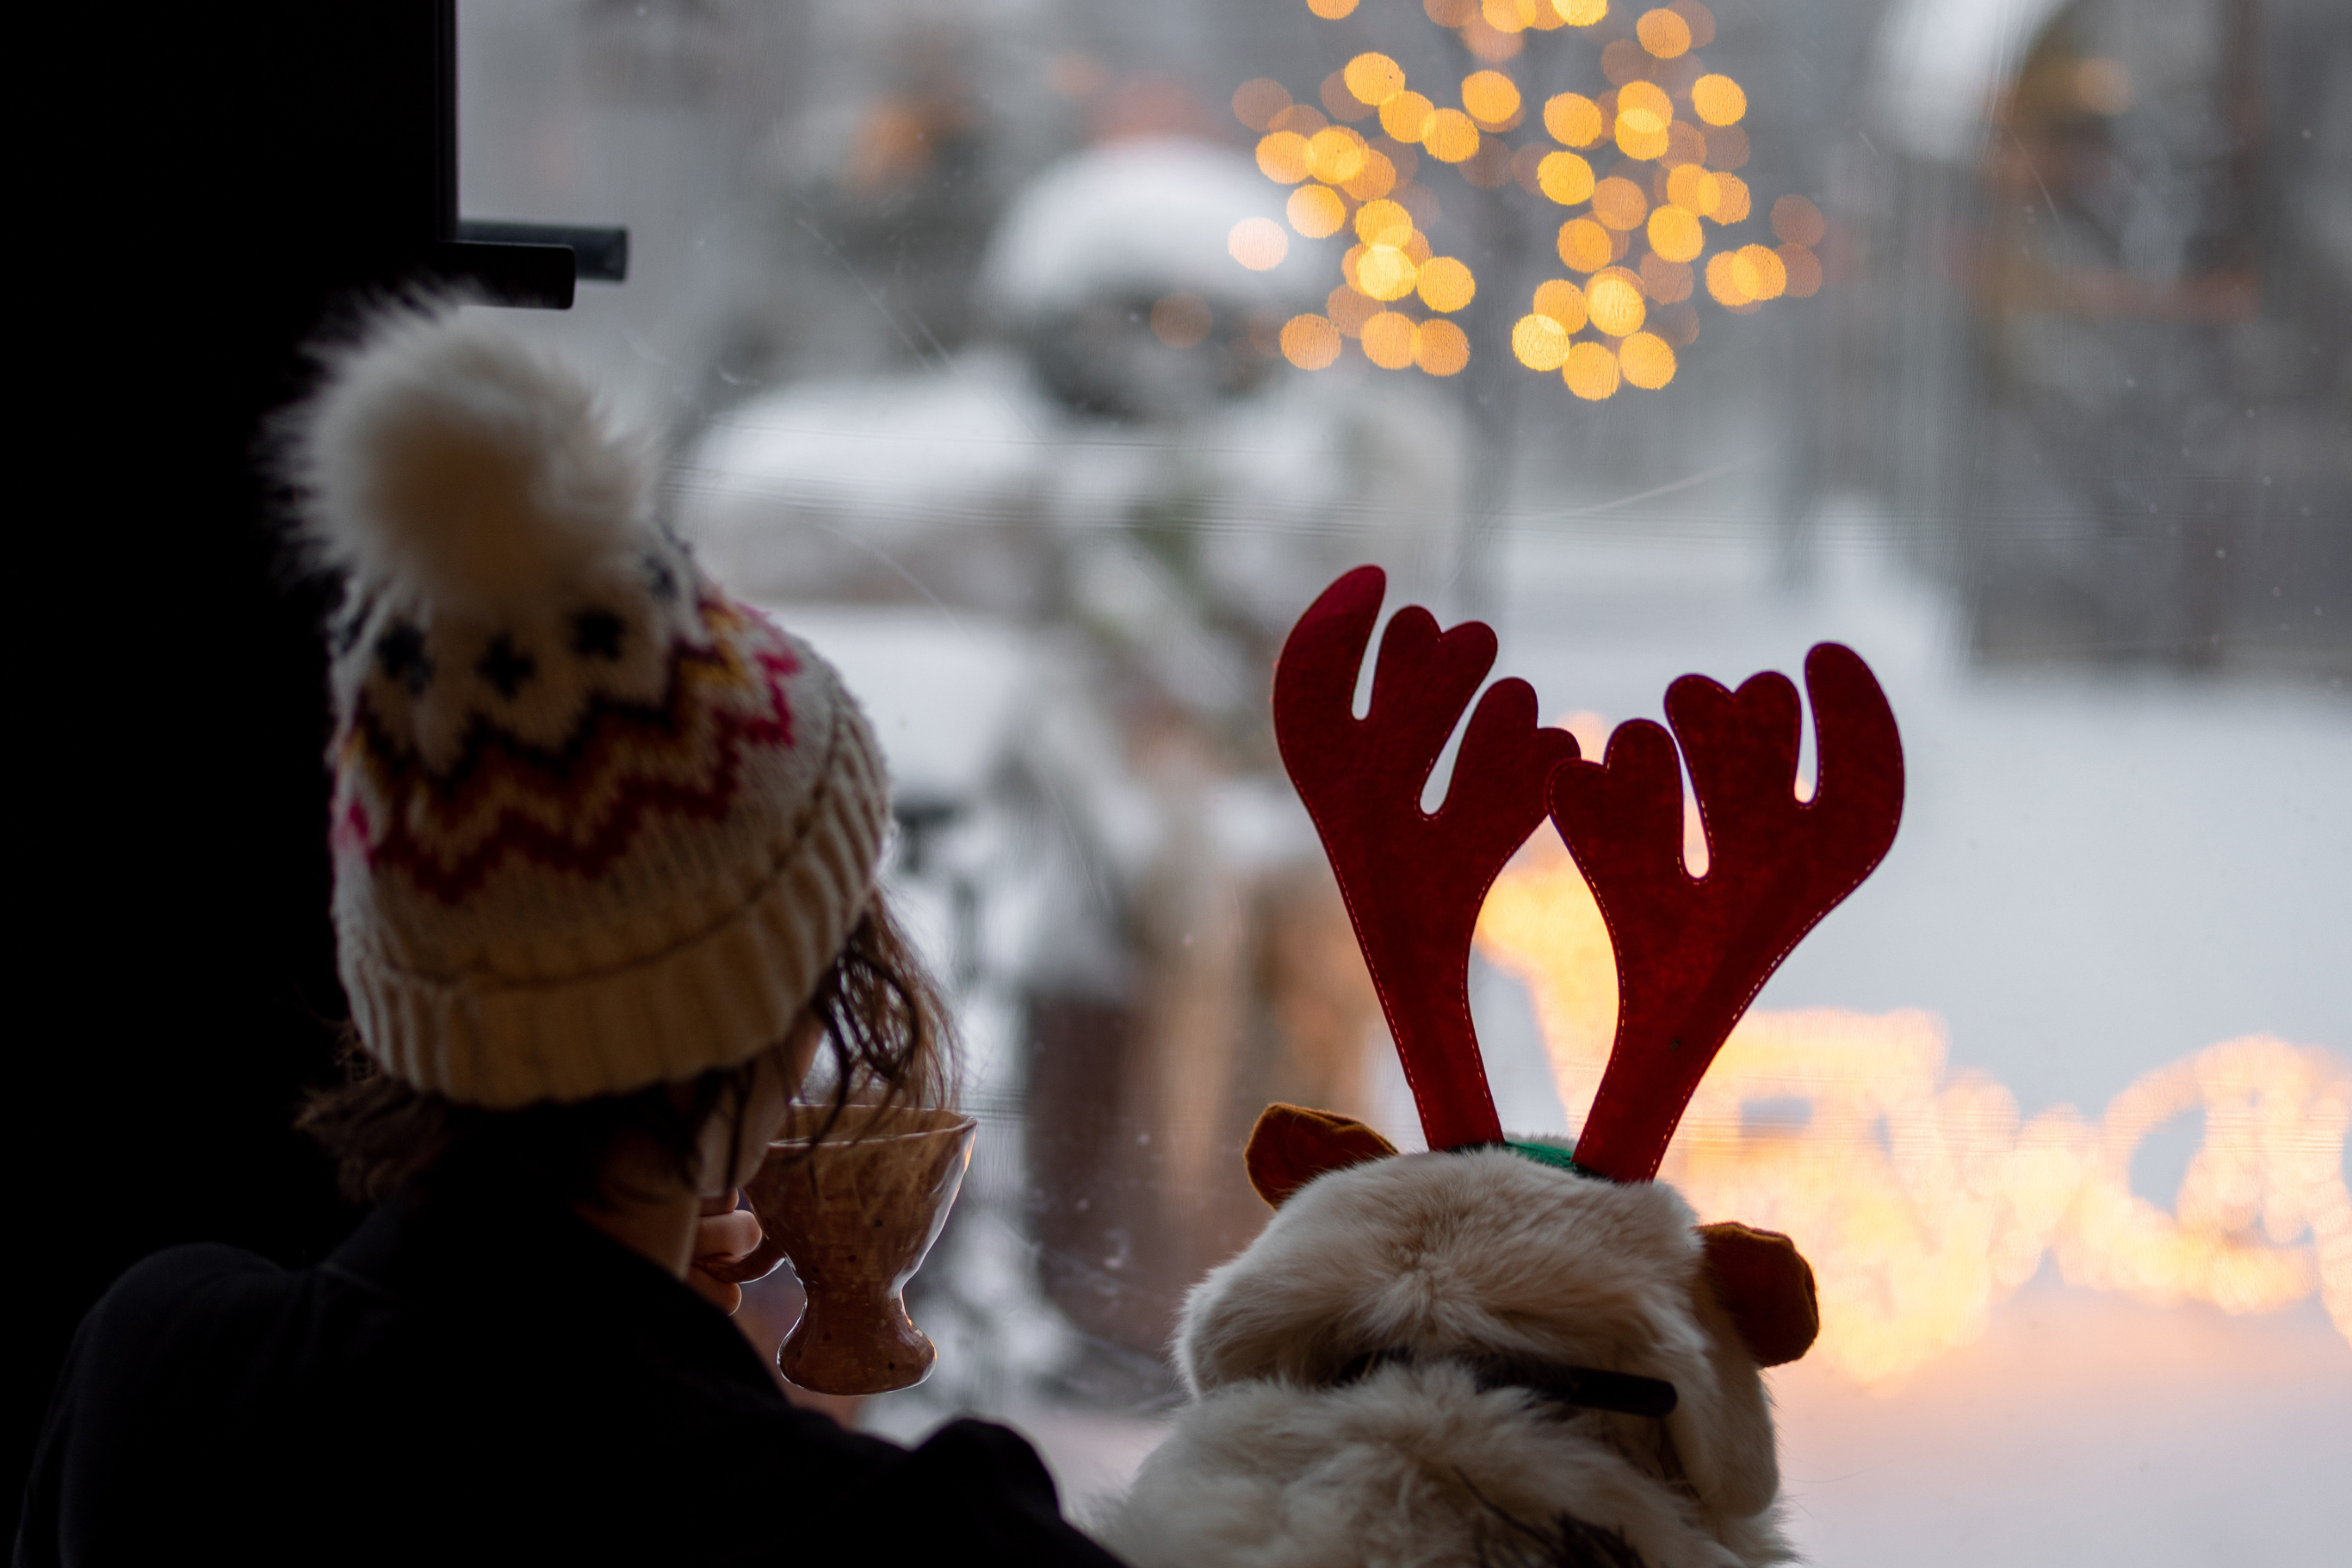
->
[[95, 1242, 288, 1318]]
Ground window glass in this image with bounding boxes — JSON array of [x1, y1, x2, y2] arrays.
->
[[462, 2, 2348, 1559]]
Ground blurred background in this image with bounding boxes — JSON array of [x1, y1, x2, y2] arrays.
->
[[461, 0, 2346, 1561]]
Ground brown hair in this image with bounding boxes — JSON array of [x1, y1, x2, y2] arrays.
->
[[300, 893, 955, 1205]]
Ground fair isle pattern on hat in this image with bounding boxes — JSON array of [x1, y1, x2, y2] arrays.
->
[[302, 310, 890, 1108]]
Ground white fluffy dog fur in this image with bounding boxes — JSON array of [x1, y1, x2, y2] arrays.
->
[[1095, 1146, 1791, 1568]]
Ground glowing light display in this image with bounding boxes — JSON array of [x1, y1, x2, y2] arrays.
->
[[1240, 0, 1819, 385], [1479, 849, 2352, 1385]]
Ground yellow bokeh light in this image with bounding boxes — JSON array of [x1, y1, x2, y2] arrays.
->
[[1553, 0, 1608, 23], [1305, 0, 1358, 16], [1587, 268, 1646, 336], [1358, 244, 1420, 301], [1692, 73, 1747, 126], [1416, 255, 1476, 312], [1414, 318, 1470, 374], [1619, 80, 1673, 120], [1674, 0, 1716, 46], [1354, 197, 1413, 247], [1615, 108, 1669, 160], [1513, 312, 1571, 370], [1533, 277, 1589, 330], [1287, 183, 1349, 238], [1279, 313, 1342, 368], [1343, 53, 1407, 107], [1381, 89, 1438, 144], [1589, 175, 1649, 230], [1772, 194, 1826, 247], [1361, 311, 1417, 368], [1667, 162, 1722, 216], [1340, 243, 1367, 293], [1544, 92, 1605, 147], [1779, 241, 1823, 297], [1232, 79, 1293, 132], [1255, 132, 1312, 184], [1481, 0, 1529, 32], [1342, 150, 1397, 201], [1705, 249, 1749, 305], [1269, 103, 1330, 135], [1645, 203, 1703, 263], [1307, 127, 1368, 183], [1477, 853, 2352, 1385], [1618, 328, 1675, 387], [1637, 8, 1692, 57], [1228, 217, 1291, 271], [1462, 71, 1524, 126], [1426, 0, 1476, 21], [1402, 230, 1433, 266], [1423, 108, 1482, 163], [1712, 171, 1752, 223], [1537, 151, 1596, 206], [1557, 216, 1613, 272], [1732, 242, 1788, 301], [1563, 339, 1621, 398]]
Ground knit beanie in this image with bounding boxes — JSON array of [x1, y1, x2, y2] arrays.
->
[[293, 309, 891, 1108]]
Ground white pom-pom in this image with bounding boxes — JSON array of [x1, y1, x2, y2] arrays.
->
[[296, 310, 648, 611]]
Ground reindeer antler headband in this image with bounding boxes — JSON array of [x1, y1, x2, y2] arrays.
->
[[1260, 565, 1902, 1188]]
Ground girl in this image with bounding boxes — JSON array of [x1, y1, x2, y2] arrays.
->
[[17, 309, 1122, 1567]]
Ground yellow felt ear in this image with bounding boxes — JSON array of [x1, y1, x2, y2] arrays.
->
[[1698, 1221, 1820, 1367], [1246, 1103, 1398, 1209]]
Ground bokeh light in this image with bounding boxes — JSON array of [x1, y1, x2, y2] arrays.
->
[[1270, 103, 1329, 135], [1354, 197, 1413, 247], [1645, 204, 1703, 263], [1557, 216, 1613, 271], [1554, 0, 1609, 24], [1339, 150, 1395, 201], [1703, 249, 1746, 305], [1358, 244, 1420, 301], [1462, 70, 1524, 127], [1414, 318, 1470, 374], [1590, 175, 1650, 230], [1279, 312, 1343, 367], [1616, 107, 1669, 160], [1732, 241, 1787, 300], [1637, 7, 1692, 57], [1480, 0, 1529, 32], [1587, 266, 1647, 335], [1425, 0, 1475, 22], [1669, 0, 1715, 46], [1255, 131, 1311, 183], [1150, 293, 1213, 348], [1533, 277, 1589, 331], [1306, 127, 1368, 183], [1651, 299, 1700, 345], [1703, 121, 1749, 169], [1667, 161, 1722, 216], [1619, 80, 1673, 120], [1513, 311, 1572, 369], [1305, 0, 1358, 17], [1771, 193, 1826, 247], [1228, 216, 1291, 271], [2076, 57, 2134, 115], [1712, 171, 1752, 222], [1232, 78, 1293, 132], [1416, 255, 1477, 311], [1563, 338, 1621, 398], [1423, 108, 1481, 163], [1545, 91, 1605, 147], [1360, 310, 1417, 368], [1617, 328, 1676, 387], [1537, 151, 1596, 205], [1691, 72, 1747, 125], [1662, 120, 1708, 167], [1287, 184, 1349, 238], [1381, 89, 1438, 143], [1344, 53, 1406, 107]]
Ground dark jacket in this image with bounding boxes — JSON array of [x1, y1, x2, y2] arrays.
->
[[16, 1161, 1125, 1566]]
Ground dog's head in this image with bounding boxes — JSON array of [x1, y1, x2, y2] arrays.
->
[[1180, 1110, 1814, 1519]]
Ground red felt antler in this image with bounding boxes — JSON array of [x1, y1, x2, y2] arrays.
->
[[1274, 567, 1580, 1151], [1550, 645, 1903, 1182]]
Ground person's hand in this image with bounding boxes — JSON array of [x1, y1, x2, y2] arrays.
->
[[686, 1188, 762, 1313]]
